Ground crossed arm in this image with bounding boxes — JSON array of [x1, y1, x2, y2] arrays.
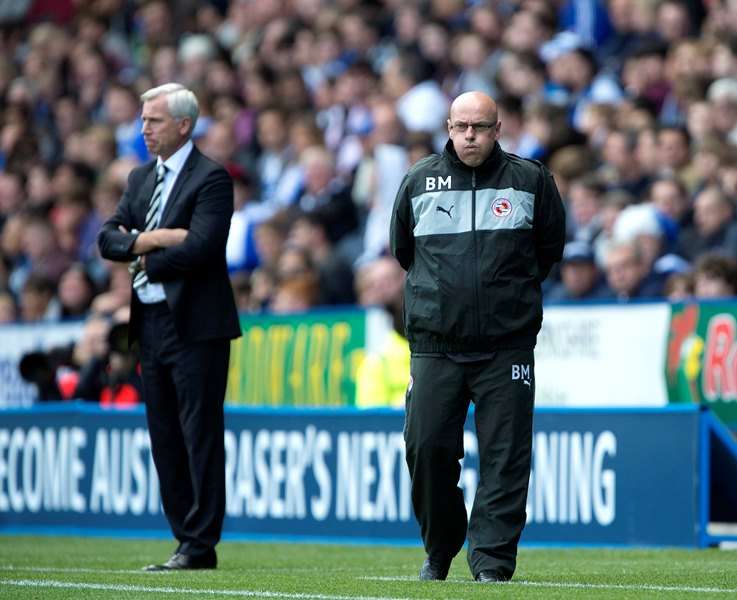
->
[[98, 166, 233, 280], [98, 171, 189, 264], [124, 226, 188, 255], [118, 226, 188, 269]]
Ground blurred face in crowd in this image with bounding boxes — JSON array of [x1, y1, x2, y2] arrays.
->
[[53, 96, 84, 141], [657, 129, 690, 170], [712, 97, 737, 137], [254, 223, 286, 269], [607, 0, 634, 30], [686, 101, 714, 142], [301, 149, 335, 195], [138, 0, 171, 43], [720, 164, 737, 198], [105, 87, 138, 127], [568, 182, 600, 227], [0, 172, 24, 215], [200, 121, 235, 165], [694, 273, 735, 299], [419, 22, 450, 64], [665, 273, 693, 301], [561, 260, 599, 298], [370, 101, 402, 146], [497, 52, 544, 98], [151, 46, 179, 85], [636, 128, 659, 174], [276, 246, 312, 281], [693, 187, 733, 236], [381, 56, 408, 100], [289, 217, 322, 251], [257, 109, 287, 152], [599, 201, 625, 236], [356, 257, 405, 307], [712, 41, 737, 78], [1, 214, 25, 258], [447, 92, 500, 168], [27, 165, 53, 206], [602, 131, 632, 172], [650, 179, 689, 222], [395, 6, 421, 45], [605, 243, 644, 297], [503, 10, 548, 52], [666, 41, 711, 81], [635, 232, 663, 270], [270, 275, 318, 313], [20, 287, 52, 322], [622, 55, 663, 96], [141, 93, 191, 160], [656, 1, 690, 42], [549, 51, 593, 92], [59, 266, 93, 315], [693, 147, 723, 185], [470, 5, 502, 44], [23, 219, 55, 259]]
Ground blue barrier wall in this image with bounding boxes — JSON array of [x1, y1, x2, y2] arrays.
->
[[0, 404, 705, 546]]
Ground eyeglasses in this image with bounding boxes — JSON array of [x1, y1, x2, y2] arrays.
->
[[449, 121, 497, 133]]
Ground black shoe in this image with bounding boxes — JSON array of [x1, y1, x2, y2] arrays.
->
[[144, 550, 217, 571], [419, 557, 450, 581], [475, 570, 508, 583]]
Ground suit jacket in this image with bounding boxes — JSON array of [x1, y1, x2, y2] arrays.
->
[[98, 147, 242, 345]]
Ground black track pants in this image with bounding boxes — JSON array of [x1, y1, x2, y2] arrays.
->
[[404, 349, 534, 579]]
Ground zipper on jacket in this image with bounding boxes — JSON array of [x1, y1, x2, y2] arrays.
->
[[471, 169, 481, 338]]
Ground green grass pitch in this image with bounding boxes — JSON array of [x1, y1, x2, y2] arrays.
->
[[1, 536, 736, 599]]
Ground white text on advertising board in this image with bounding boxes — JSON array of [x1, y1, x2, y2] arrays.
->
[[528, 430, 616, 526]]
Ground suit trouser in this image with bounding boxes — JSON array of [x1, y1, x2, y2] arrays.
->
[[138, 301, 230, 556], [404, 349, 534, 579]]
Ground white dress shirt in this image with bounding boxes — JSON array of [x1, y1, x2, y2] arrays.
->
[[136, 140, 194, 304]]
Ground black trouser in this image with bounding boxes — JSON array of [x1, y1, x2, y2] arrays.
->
[[138, 301, 230, 557], [404, 349, 534, 579]]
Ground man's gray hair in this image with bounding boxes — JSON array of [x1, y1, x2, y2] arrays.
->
[[140, 83, 199, 134]]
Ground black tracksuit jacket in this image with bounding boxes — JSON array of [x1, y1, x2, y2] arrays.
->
[[390, 140, 566, 353]]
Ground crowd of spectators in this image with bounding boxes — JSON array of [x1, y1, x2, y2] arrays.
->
[[1, 0, 737, 348]]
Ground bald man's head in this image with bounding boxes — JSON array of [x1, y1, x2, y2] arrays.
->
[[447, 91, 501, 167]]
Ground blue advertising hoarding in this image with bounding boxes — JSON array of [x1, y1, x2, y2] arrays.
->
[[0, 404, 717, 546]]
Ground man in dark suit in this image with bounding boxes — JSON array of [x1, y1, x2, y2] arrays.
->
[[98, 83, 241, 571]]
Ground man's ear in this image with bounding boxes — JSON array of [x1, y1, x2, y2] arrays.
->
[[179, 117, 192, 136]]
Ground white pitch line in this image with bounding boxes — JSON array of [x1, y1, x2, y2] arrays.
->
[[0, 578, 421, 600], [0, 565, 353, 576], [1, 565, 149, 575], [362, 575, 737, 594]]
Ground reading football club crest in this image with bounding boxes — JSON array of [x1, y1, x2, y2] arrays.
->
[[492, 197, 512, 217]]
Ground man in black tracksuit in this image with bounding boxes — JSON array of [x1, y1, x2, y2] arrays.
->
[[390, 91, 565, 583]]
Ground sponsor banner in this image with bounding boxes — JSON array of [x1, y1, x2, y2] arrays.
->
[[536, 304, 670, 407], [226, 310, 375, 407], [667, 302, 737, 425], [0, 322, 84, 408], [0, 405, 701, 546]]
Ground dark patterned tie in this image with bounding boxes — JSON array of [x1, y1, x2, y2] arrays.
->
[[132, 163, 166, 290]]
